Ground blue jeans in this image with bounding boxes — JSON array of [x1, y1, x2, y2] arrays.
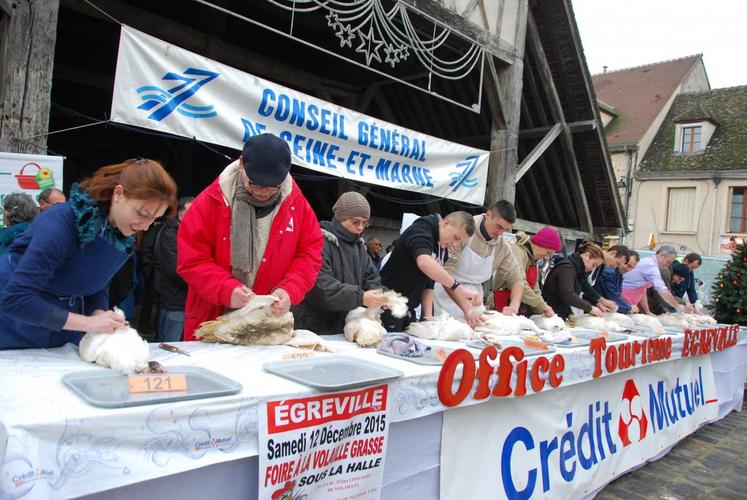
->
[[157, 308, 185, 342]]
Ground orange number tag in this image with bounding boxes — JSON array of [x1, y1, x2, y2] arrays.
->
[[128, 374, 187, 393], [435, 349, 448, 363], [282, 351, 315, 361]]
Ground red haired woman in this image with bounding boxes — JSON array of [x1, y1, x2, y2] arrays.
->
[[0, 159, 176, 349]]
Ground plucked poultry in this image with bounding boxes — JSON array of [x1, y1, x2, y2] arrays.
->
[[477, 311, 546, 336], [630, 314, 664, 329], [79, 308, 164, 374], [530, 314, 566, 332], [407, 313, 475, 341], [344, 291, 408, 347], [657, 313, 690, 329], [195, 295, 294, 345], [602, 312, 636, 330], [567, 314, 610, 331]]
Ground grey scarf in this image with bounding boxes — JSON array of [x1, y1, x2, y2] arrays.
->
[[231, 174, 281, 285]]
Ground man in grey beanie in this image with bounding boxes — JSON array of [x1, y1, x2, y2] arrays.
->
[[293, 191, 387, 334]]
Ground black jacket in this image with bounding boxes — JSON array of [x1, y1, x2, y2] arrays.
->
[[153, 219, 188, 310], [292, 219, 383, 334], [542, 253, 594, 319]]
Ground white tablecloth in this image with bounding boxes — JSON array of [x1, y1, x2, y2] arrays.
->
[[1, 328, 744, 499]]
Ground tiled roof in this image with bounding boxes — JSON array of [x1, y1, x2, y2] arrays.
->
[[592, 55, 702, 145], [672, 103, 720, 125], [639, 86, 747, 172]]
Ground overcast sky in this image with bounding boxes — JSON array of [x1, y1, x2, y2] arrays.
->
[[571, 0, 747, 89]]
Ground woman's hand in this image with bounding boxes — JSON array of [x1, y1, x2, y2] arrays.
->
[[589, 306, 603, 317], [85, 310, 126, 333]]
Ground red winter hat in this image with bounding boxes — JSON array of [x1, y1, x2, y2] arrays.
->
[[531, 227, 561, 252]]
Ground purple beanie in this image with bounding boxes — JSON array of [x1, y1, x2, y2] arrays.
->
[[531, 227, 561, 252]]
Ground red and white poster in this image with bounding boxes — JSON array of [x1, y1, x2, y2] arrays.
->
[[440, 355, 718, 499], [259, 384, 391, 500]]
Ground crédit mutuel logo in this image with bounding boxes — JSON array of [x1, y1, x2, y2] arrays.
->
[[618, 379, 648, 447], [136, 68, 219, 121]]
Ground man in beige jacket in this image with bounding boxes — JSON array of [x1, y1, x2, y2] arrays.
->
[[428, 200, 523, 327]]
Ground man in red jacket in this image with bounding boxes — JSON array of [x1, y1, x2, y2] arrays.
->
[[177, 134, 323, 340]]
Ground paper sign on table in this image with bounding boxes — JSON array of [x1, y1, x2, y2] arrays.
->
[[127, 374, 187, 393]]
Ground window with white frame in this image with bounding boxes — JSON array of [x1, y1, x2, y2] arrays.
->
[[666, 187, 696, 232], [680, 125, 702, 153], [730, 187, 747, 233]]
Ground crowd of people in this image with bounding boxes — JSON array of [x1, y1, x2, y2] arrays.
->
[[0, 134, 704, 350]]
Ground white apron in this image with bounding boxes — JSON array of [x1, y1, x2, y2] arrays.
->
[[433, 246, 494, 319]]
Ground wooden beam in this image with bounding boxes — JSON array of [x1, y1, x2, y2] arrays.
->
[[523, 162, 551, 223], [0, 0, 59, 154], [519, 95, 573, 221], [515, 177, 537, 222], [484, 56, 507, 128], [356, 83, 383, 114], [560, 0, 626, 231], [525, 11, 593, 232], [485, 0, 528, 208], [513, 218, 596, 242], [0, 0, 11, 16], [520, 119, 596, 138], [515, 123, 562, 181]]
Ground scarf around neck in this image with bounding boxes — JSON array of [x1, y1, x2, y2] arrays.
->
[[69, 183, 134, 253], [231, 174, 281, 284]]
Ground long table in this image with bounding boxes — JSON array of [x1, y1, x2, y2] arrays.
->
[[1, 326, 744, 499]]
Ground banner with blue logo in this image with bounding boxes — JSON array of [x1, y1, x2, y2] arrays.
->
[[111, 26, 489, 205], [440, 355, 718, 499]]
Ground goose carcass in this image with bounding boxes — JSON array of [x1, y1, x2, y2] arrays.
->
[[530, 314, 566, 332], [344, 307, 387, 347], [407, 314, 474, 341], [568, 314, 609, 331], [478, 312, 544, 336], [630, 314, 664, 329], [196, 295, 294, 345], [603, 312, 636, 330], [344, 291, 409, 348], [79, 309, 162, 374], [688, 314, 717, 325], [657, 313, 690, 329]]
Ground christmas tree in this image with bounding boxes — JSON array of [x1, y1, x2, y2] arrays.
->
[[710, 241, 747, 325]]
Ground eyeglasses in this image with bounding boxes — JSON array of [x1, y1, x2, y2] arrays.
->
[[246, 180, 281, 193], [348, 218, 369, 228]]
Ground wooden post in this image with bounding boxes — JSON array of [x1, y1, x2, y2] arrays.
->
[[485, 0, 528, 208], [0, 0, 60, 154], [525, 11, 593, 232]]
